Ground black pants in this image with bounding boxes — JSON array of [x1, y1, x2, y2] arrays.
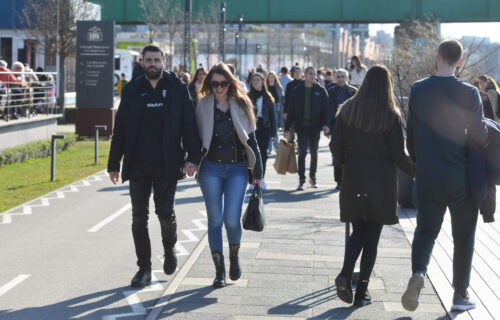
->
[[129, 165, 177, 271], [256, 122, 271, 177], [297, 127, 320, 184], [340, 219, 383, 282]]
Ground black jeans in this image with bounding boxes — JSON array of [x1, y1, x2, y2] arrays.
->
[[340, 219, 383, 282], [256, 121, 271, 177], [129, 164, 177, 271], [297, 127, 320, 184]]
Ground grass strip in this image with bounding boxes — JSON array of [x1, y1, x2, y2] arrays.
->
[[0, 139, 111, 213]]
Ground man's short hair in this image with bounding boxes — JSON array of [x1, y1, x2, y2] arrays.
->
[[0, 60, 7, 67], [336, 68, 349, 77], [305, 66, 316, 74], [438, 39, 463, 66], [142, 44, 164, 59], [280, 66, 288, 74]]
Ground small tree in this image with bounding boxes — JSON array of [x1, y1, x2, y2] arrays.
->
[[388, 21, 498, 121], [195, 2, 219, 69], [21, 0, 96, 111]]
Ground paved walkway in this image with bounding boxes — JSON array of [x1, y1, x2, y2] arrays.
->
[[147, 138, 450, 320]]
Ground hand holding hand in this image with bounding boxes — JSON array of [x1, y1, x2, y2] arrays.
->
[[109, 171, 119, 185], [184, 161, 198, 177]]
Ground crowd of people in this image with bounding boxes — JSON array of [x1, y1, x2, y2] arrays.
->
[[0, 59, 56, 121], [108, 41, 499, 314]]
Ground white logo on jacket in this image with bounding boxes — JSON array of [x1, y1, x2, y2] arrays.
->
[[147, 102, 164, 108]]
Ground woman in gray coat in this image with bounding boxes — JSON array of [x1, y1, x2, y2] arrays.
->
[[330, 65, 414, 307]]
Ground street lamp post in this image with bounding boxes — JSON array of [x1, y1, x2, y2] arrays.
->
[[238, 14, 243, 76], [255, 44, 261, 67], [219, 2, 226, 62], [235, 32, 239, 70], [183, 0, 192, 72], [303, 46, 307, 66]]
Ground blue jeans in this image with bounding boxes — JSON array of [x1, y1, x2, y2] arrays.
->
[[199, 160, 248, 254]]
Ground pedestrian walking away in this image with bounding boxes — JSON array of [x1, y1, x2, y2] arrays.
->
[[401, 39, 488, 313], [248, 72, 276, 190], [283, 66, 304, 144], [284, 66, 330, 190], [330, 64, 414, 307], [195, 63, 264, 288], [266, 71, 284, 154], [328, 68, 357, 190], [107, 44, 202, 288]]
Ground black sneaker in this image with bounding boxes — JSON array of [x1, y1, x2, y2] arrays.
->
[[354, 290, 372, 307], [163, 249, 177, 275], [297, 183, 305, 191], [130, 269, 151, 288]]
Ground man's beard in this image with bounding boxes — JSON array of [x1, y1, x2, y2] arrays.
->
[[145, 66, 162, 80]]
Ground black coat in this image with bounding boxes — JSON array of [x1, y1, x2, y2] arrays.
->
[[330, 116, 414, 225], [251, 93, 276, 133], [107, 71, 202, 182], [328, 84, 357, 130], [283, 79, 303, 114], [285, 82, 330, 132]]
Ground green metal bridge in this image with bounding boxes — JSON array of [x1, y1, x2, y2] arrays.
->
[[93, 0, 500, 23]]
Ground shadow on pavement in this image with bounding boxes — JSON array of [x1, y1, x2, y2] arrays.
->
[[159, 286, 218, 316], [268, 286, 343, 317], [0, 284, 166, 320]]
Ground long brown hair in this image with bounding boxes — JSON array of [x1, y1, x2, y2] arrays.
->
[[478, 75, 500, 93], [199, 63, 255, 122], [266, 71, 283, 90], [248, 72, 275, 104], [339, 64, 401, 133], [350, 55, 365, 72]]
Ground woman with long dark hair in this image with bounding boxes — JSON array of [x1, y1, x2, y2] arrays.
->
[[266, 71, 284, 153], [195, 63, 263, 288], [348, 55, 368, 87], [478, 75, 500, 122], [188, 67, 207, 107], [331, 65, 414, 306], [248, 72, 276, 190]]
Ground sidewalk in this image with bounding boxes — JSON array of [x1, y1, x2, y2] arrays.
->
[[149, 137, 450, 320]]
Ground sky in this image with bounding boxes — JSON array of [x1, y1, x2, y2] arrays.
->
[[369, 22, 500, 43]]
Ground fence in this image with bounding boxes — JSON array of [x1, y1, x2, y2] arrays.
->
[[0, 71, 59, 122]]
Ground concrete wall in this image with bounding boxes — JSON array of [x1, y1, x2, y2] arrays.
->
[[0, 115, 63, 149]]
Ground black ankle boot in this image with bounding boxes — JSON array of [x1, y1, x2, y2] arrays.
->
[[229, 244, 241, 281], [211, 252, 226, 288], [335, 274, 353, 304], [354, 280, 372, 307], [163, 248, 177, 275], [130, 269, 151, 288]]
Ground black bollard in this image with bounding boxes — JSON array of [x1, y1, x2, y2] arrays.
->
[[51, 134, 66, 181], [94, 125, 107, 164]]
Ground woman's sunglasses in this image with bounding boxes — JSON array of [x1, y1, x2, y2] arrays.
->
[[211, 81, 229, 89]]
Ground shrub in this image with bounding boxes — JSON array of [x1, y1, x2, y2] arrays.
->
[[0, 133, 77, 168]]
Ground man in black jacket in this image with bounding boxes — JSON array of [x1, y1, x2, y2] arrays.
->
[[328, 69, 357, 189], [107, 44, 202, 288], [284, 66, 330, 190], [283, 66, 304, 143]]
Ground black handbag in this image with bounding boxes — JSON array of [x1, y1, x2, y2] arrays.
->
[[242, 184, 266, 232]]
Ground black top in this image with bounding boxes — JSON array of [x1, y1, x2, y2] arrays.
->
[[285, 81, 330, 132], [407, 75, 488, 179], [107, 71, 202, 182], [206, 102, 246, 164], [268, 85, 280, 103], [132, 77, 170, 167]]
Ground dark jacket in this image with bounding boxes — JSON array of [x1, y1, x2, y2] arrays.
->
[[107, 71, 202, 182], [283, 79, 303, 114], [188, 82, 199, 106], [330, 115, 415, 225], [284, 81, 330, 132], [251, 93, 276, 133], [468, 118, 500, 222], [328, 83, 357, 130]]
